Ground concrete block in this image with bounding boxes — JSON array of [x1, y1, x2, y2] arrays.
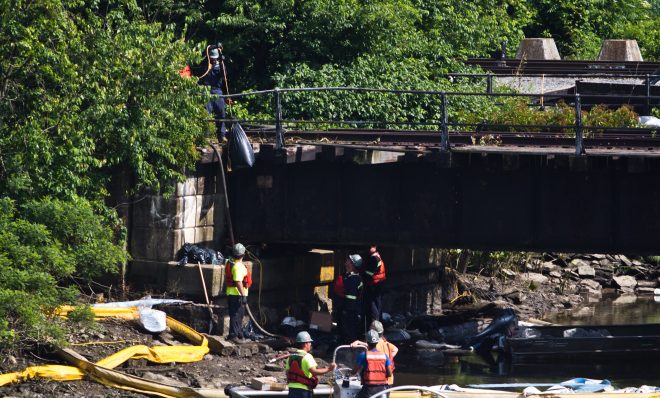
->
[[176, 176, 197, 197], [173, 228, 196, 254], [196, 194, 215, 227], [195, 226, 215, 245], [167, 262, 224, 297], [197, 174, 217, 196], [182, 196, 197, 228], [127, 260, 169, 290], [598, 40, 643, 61], [130, 226, 175, 262], [132, 195, 181, 229], [516, 38, 561, 60]]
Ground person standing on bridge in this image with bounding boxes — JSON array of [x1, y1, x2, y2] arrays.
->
[[198, 44, 228, 142], [361, 245, 386, 326], [225, 243, 251, 343], [286, 331, 336, 398]]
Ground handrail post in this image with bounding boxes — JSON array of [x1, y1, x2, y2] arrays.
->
[[574, 93, 584, 155], [440, 92, 450, 151], [646, 74, 651, 116], [486, 74, 493, 95], [274, 88, 284, 150]]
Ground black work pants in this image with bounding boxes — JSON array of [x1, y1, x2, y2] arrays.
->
[[363, 283, 383, 326], [205, 96, 227, 139], [340, 309, 361, 344], [356, 385, 388, 398], [288, 387, 313, 398], [227, 295, 245, 339]]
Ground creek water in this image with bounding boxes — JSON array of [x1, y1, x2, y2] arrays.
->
[[395, 293, 660, 389]]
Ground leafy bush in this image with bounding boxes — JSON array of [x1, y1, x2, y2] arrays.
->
[[461, 99, 640, 136]]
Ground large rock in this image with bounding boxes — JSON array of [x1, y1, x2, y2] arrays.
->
[[613, 275, 637, 293], [578, 265, 596, 277], [580, 279, 602, 291], [521, 272, 549, 285], [515, 38, 561, 60]]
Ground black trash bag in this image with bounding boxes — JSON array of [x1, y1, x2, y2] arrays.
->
[[228, 122, 255, 169], [176, 243, 224, 266]]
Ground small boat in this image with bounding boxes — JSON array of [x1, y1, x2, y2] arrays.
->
[[225, 347, 660, 398], [503, 323, 660, 363]]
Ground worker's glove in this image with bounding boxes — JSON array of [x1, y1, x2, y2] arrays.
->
[[240, 296, 248, 305]]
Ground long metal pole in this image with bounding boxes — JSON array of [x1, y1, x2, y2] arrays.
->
[[275, 88, 284, 150], [211, 144, 235, 246], [440, 92, 449, 151], [575, 93, 584, 155]]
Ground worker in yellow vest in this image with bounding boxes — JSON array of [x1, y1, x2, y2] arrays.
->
[[286, 331, 336, 398], [225, 243, 251, 343]]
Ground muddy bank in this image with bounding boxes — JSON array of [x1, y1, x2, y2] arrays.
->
[[0, 253, 657, 397]]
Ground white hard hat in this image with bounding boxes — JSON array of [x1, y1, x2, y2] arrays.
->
[[370, 320, 384, 335], [233, 243, 246, 257]]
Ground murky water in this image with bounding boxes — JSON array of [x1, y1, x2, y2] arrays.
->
[[395, 294, 660, 389]]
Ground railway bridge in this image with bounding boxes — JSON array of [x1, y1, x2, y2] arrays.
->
[[220, 71, 660, 254]]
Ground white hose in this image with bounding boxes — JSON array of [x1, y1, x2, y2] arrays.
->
[[367, 385, 449, 398]]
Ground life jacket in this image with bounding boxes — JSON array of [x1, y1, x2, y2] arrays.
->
[[286, 353, 319, 389], [361, 350, 388, 386], [365, 253, 386, 285], [225, 259, 252, 289], [377, 339, 395, 371], [333, 274, 345, 298]]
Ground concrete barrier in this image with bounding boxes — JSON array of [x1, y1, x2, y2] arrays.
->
[[598, 39, 643, 61], [515, 38, 561, 60]]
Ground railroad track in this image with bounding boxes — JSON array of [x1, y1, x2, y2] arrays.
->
[[243, 127, 660, 152], [465, 59, 660, 76]]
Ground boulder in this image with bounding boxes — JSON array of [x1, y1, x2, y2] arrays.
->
[[580, 279, 602, 291], [521, 272, 549, 285], [613, 275, 637, 293], [577, 265, 596, 278]]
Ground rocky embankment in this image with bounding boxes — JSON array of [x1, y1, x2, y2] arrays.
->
[[455, 253, 659, 321]]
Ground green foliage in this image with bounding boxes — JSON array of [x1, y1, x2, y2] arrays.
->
[[461, 98, 640, 137], [67, 305, 95, 325], [0, 198, 77, 349], [523, 0, 659, 60], [21, 198, 128, 280], [272, 55, 493, 130], [0, 0, 207, 350]]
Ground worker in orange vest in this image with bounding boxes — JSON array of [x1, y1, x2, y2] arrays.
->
[[350, 320, 398, 385], [352, 330, 392, 398]]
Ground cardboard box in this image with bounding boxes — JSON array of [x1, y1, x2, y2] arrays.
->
[[251, 377, 286, 391], [309, 311, 332, 332]]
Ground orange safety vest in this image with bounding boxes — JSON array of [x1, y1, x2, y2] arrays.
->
[[361, 351, 388, 386], [365, 253, 386, 285], [225, 259, 253, 289], [286, 354, 319, 389]]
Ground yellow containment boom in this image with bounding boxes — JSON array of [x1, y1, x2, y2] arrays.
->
[[0, 306, 216, 398]]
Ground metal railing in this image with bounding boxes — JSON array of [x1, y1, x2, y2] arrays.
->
[[217, 84, 660, 156]]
